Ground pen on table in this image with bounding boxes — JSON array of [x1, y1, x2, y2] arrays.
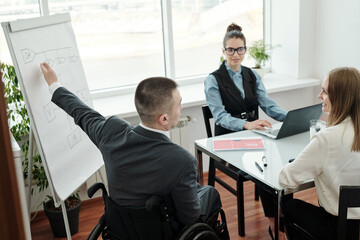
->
[[262, 156, 268, 167], [255, 162, 263, 173]]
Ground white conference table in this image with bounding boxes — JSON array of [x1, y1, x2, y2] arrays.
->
[[195, 127, 315, 240]]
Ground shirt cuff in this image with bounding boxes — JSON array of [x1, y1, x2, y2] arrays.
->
[[49, 82, 61, 95], [239, 120, 246, 130]]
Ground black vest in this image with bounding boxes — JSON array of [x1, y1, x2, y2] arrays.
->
[[211, 62, 259, 136]]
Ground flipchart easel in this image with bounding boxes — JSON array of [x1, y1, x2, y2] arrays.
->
[[2, 13, 106, 240]]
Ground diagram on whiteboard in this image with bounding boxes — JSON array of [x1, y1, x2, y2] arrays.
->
[[21, 47, 79, 65], [43, 99, 83, 149]]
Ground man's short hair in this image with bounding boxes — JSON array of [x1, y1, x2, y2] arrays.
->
[[135, 77, 178, 124]]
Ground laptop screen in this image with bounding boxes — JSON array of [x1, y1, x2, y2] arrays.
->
[[276, 103, 322, 139]]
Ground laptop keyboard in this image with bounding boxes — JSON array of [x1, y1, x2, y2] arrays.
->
[[268, 129, 280, 136]]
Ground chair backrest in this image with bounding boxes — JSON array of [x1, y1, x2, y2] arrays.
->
[[87, 183, 174, 240], [202, 105, 213, 138], [105, 195, 174, 240], [337, 185, 360, 240]]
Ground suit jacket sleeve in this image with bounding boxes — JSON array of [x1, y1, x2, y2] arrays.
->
[[51, 87, 110, 147], [171, 156, 201, 225]]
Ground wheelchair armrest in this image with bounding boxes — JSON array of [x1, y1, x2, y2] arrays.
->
[[88, 182, 108, 199], [87, 215, 106, 240]]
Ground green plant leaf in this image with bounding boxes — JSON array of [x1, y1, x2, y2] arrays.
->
[[247, 40, 280, 68], [1, 63, 49, 199]]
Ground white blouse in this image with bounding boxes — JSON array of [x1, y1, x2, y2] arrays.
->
[[279, 118, 360, 218]]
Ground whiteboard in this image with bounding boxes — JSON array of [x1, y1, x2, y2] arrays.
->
[[2, 14, 104, 203]]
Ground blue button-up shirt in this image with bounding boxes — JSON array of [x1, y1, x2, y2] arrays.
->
[[204, 62, 287, 131]]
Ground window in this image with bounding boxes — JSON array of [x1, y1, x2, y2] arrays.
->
[[48, 0, 165, 90], [1, 0, 263, 92], [0, 0, 41, 64], [172, 0, 263, 78]]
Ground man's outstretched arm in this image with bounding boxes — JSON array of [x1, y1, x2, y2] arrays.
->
[[40, 63, 108, 147]]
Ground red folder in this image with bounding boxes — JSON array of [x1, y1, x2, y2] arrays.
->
[[213, 137, 265, 151]]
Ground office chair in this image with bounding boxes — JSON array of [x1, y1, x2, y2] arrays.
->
[[87, 182, 229, 240], [284, 185, 360, 240], [337, 185, 360, 240], [201, 105, 259, 236]]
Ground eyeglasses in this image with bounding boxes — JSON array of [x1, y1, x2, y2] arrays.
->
[[224, 47, 246, 55]]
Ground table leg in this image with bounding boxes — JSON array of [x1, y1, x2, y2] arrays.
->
[[274, 190, 281, 240], [208, 158, 215, 186], [196, 147, 204, 185], [237, 180, 245, 236]]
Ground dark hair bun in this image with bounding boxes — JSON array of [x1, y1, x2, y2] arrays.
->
[[227, 23, 242, 33]]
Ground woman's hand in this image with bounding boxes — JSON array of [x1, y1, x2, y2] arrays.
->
[[243, 119, 272, 130]]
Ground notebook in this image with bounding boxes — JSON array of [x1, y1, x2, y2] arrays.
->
[[253, 103, 322, 139], [213, 137, 265, 151]]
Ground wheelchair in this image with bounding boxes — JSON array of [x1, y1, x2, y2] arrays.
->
[[87, 183, 230, 240]]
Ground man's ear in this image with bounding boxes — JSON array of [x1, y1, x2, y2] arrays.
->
[[158, 113, 169, 126]]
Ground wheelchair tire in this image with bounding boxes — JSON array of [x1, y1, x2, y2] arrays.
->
[[177, 223, 219, 240], [192, 231, 218, 240]]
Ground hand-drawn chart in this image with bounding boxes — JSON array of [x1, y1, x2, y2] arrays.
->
[[43, 102, 82, 149], [22, 45, 90, 150], [21, 47, 79, 66]]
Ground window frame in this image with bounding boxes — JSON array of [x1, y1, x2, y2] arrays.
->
[[34, 0, 267, 99]]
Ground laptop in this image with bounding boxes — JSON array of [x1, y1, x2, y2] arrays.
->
[[253, 104, 322, 139]]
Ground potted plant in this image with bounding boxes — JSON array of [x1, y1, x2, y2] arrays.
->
[[43, 194, 81, 238], [1, 63, 81, 237], [247, 40, 279, 78]]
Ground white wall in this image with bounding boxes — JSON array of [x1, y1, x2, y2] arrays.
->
[[271, 0, 316, 78], [271, 0, 360, 79], [298, 0, 316, 78], [314, 0, 360, 79], [271, 0, 301, 78]]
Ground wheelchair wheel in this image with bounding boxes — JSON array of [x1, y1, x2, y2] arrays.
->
[[192, 231, 218, 240], [177, 223, 219, 240]]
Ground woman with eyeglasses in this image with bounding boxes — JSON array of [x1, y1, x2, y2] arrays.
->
[[204, 23, 287, 136], [204, 23, 287, 239]]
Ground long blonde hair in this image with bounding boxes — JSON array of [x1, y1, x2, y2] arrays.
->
[[327, 67, 360, 151]]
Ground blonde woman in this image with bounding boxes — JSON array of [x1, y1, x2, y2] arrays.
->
[[279, 67, 360, 240]]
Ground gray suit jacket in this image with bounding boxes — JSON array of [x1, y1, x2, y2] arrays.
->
[[52, 87, 201, 225]]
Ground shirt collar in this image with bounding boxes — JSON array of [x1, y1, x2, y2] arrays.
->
[[139, 122, 170, 138], [225, 61, 242, 76]]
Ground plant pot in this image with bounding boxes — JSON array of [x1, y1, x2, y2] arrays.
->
[[44, 197, 81, 238], [252, 68, 265, 79]]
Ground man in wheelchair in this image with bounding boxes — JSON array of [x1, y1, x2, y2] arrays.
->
[[40, 63, 230, 240]]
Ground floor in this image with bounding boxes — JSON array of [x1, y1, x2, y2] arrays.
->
[[30, 171, 318, 239]]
